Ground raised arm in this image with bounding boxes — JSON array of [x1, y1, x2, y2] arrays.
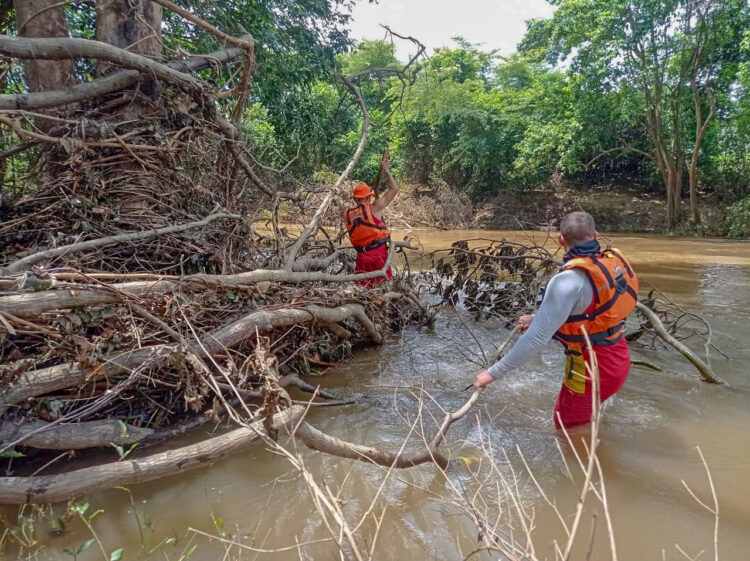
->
[[371, 153, 399, 218]]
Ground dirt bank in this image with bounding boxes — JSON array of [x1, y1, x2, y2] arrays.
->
[[390, 183, 730, 235]]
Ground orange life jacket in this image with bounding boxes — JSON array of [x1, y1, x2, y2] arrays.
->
[[343, 203, 390, 252], [554, 248, 639, 348]]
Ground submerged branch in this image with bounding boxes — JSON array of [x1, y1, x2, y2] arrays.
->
[[0, 406, 305, 504]]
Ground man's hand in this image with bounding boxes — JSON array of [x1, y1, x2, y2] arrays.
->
[[380, 151, 391, 175], [518, 314, 533, 333], [473, 369, 495, 390]]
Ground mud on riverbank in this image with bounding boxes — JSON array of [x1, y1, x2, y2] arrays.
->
[[390, 183, 731, 235]]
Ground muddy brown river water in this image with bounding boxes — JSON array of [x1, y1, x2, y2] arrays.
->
[[3, 231, 750, 560]]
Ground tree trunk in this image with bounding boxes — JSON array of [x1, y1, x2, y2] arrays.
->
[[689, 77, 716, 226], [95, 0, 163, 109], [95, 0, 163, 63], [13, 0, 75, 92], [688, 157, 700, 225], [13, 0, 75, 132], [672, 180, 681, 227]]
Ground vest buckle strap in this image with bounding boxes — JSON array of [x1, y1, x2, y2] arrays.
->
[[355, 238, 390, 253]]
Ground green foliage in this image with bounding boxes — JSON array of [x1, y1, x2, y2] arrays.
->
[[728, 196, 750, 238], [339, 40, 400, 76], [2, 0, 750, 227], [389, 46, 578, 194]]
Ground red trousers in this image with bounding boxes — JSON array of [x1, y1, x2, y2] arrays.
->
[[354, 244, 392, 288], [553, 337, 630, 429]]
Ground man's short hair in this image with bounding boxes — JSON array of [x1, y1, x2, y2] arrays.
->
[[560, 212, 596, 247]]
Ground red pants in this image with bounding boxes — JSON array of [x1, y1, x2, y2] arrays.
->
[[354, 244, 392, 288], [553, 338, 630, 429]]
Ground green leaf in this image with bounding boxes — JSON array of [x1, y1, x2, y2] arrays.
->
[[77, 538, 95, 555], [72, 501, 89, 515], [110, 547, 124, 561], [214, 517, 223, 528], [0, 448, 25, 458], [165, 537, 176, 545], [225, 291, 236, 301], [186, 544, 198, 559], [62, 548, 75, 557], [117, 420, 128, 438]]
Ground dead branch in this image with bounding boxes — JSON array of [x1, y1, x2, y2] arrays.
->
[[635, 302, 724, 384], [0, 419, 152, 450], [0, 114, 171, 150], [291, 249, 348, 272], [282, 75, 370, 269], [0, 242, 412, 318], [295, 390, 481, 470], [0, 38, 249, 111], [0, 406, 304, 504], [213, 115, 282, 198], [0, 140, 38, 158], [1, 212, 243, 274], [0, 35, 205, 95], [148, 0, 256, 51]]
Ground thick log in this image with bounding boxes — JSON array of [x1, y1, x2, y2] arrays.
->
[[0, 39, 248, 111], [0, 419, 152, 450], [0, 246, 410, 318], [295, 421, 441, 468], [295, 390, 482, 470], [0, 35, 204, 94], [0, 406, 304, 504], [0, 345, 177, 416]]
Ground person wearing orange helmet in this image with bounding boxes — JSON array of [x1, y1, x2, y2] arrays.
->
[[343, 152, 400, 287]]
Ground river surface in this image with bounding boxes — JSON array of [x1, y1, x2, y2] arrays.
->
[[4, 231, 750, 561]]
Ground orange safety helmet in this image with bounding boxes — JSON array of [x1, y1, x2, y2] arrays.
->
[[352, 184, 374, 199]]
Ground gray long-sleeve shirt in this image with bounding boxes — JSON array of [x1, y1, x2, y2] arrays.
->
[[488, 269, 594, 378]]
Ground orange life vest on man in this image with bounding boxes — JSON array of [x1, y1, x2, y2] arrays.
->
[[343, 203, 390, 252], [554, 248, 639, 348]]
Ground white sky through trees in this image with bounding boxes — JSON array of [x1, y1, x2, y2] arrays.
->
[[349, 0, 555, 60]]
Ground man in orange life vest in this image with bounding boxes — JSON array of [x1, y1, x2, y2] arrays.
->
[[343, 153, 400, 288], [472, 212, 639, 428]]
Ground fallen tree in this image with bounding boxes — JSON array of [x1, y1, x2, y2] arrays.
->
[[0, 1, 434, 500]]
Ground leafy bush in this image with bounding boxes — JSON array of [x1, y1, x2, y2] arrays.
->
[[728, 196, 750, 238]]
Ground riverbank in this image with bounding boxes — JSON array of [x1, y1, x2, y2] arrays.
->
[[389, 182, 731, 235]]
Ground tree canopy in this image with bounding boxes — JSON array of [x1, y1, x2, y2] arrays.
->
[[1, 0, 749, 232]]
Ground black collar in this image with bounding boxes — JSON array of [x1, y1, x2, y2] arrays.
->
[[563, 239, 601, 262]]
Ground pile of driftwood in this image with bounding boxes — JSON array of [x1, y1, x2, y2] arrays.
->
[[0, 1, 444, 505], [426, 237, 560, 320]]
